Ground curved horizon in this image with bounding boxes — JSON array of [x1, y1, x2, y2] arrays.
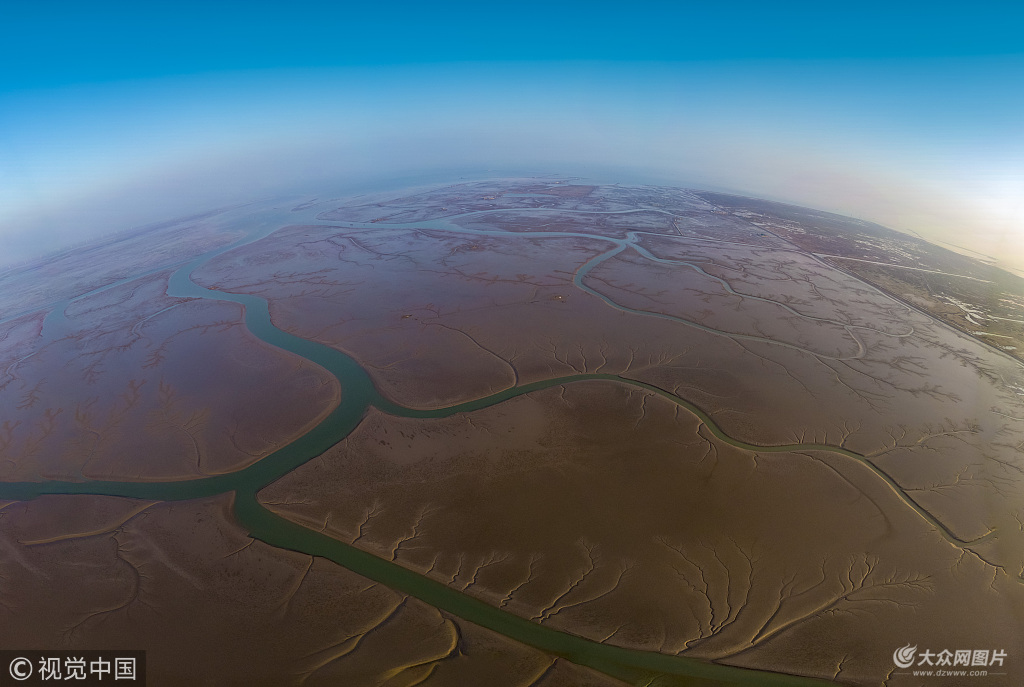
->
[[2, 4, 1022, 273]]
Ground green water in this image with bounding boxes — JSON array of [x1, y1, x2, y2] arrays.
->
[[0, 231, 911, 686]]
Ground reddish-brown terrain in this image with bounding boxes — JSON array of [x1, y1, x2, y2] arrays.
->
[[3, 180, 1023, 685]]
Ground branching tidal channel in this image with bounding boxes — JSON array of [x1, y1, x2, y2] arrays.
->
[[0, 208, 996, 687]]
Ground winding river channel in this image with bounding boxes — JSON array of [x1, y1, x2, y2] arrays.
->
[[0, 197, 1001, 686]]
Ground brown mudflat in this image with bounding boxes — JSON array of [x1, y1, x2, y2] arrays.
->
[[0, 494, 624, 686], [3, 180, 1024, 685], [212, 181, 1023, 683], [0, 270, 338, 481], [261, 381, 1023, 684]]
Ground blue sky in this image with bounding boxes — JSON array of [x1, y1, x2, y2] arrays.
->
[[2, 1, 1023, 269]]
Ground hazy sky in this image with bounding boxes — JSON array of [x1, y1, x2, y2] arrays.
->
[[2, 1, 1022, 271]]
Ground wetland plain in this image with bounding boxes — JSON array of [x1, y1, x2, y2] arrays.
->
[[2, 180, 1023, 685]]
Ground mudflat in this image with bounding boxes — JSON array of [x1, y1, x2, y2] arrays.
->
[[3, 181, 1023, 685]]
